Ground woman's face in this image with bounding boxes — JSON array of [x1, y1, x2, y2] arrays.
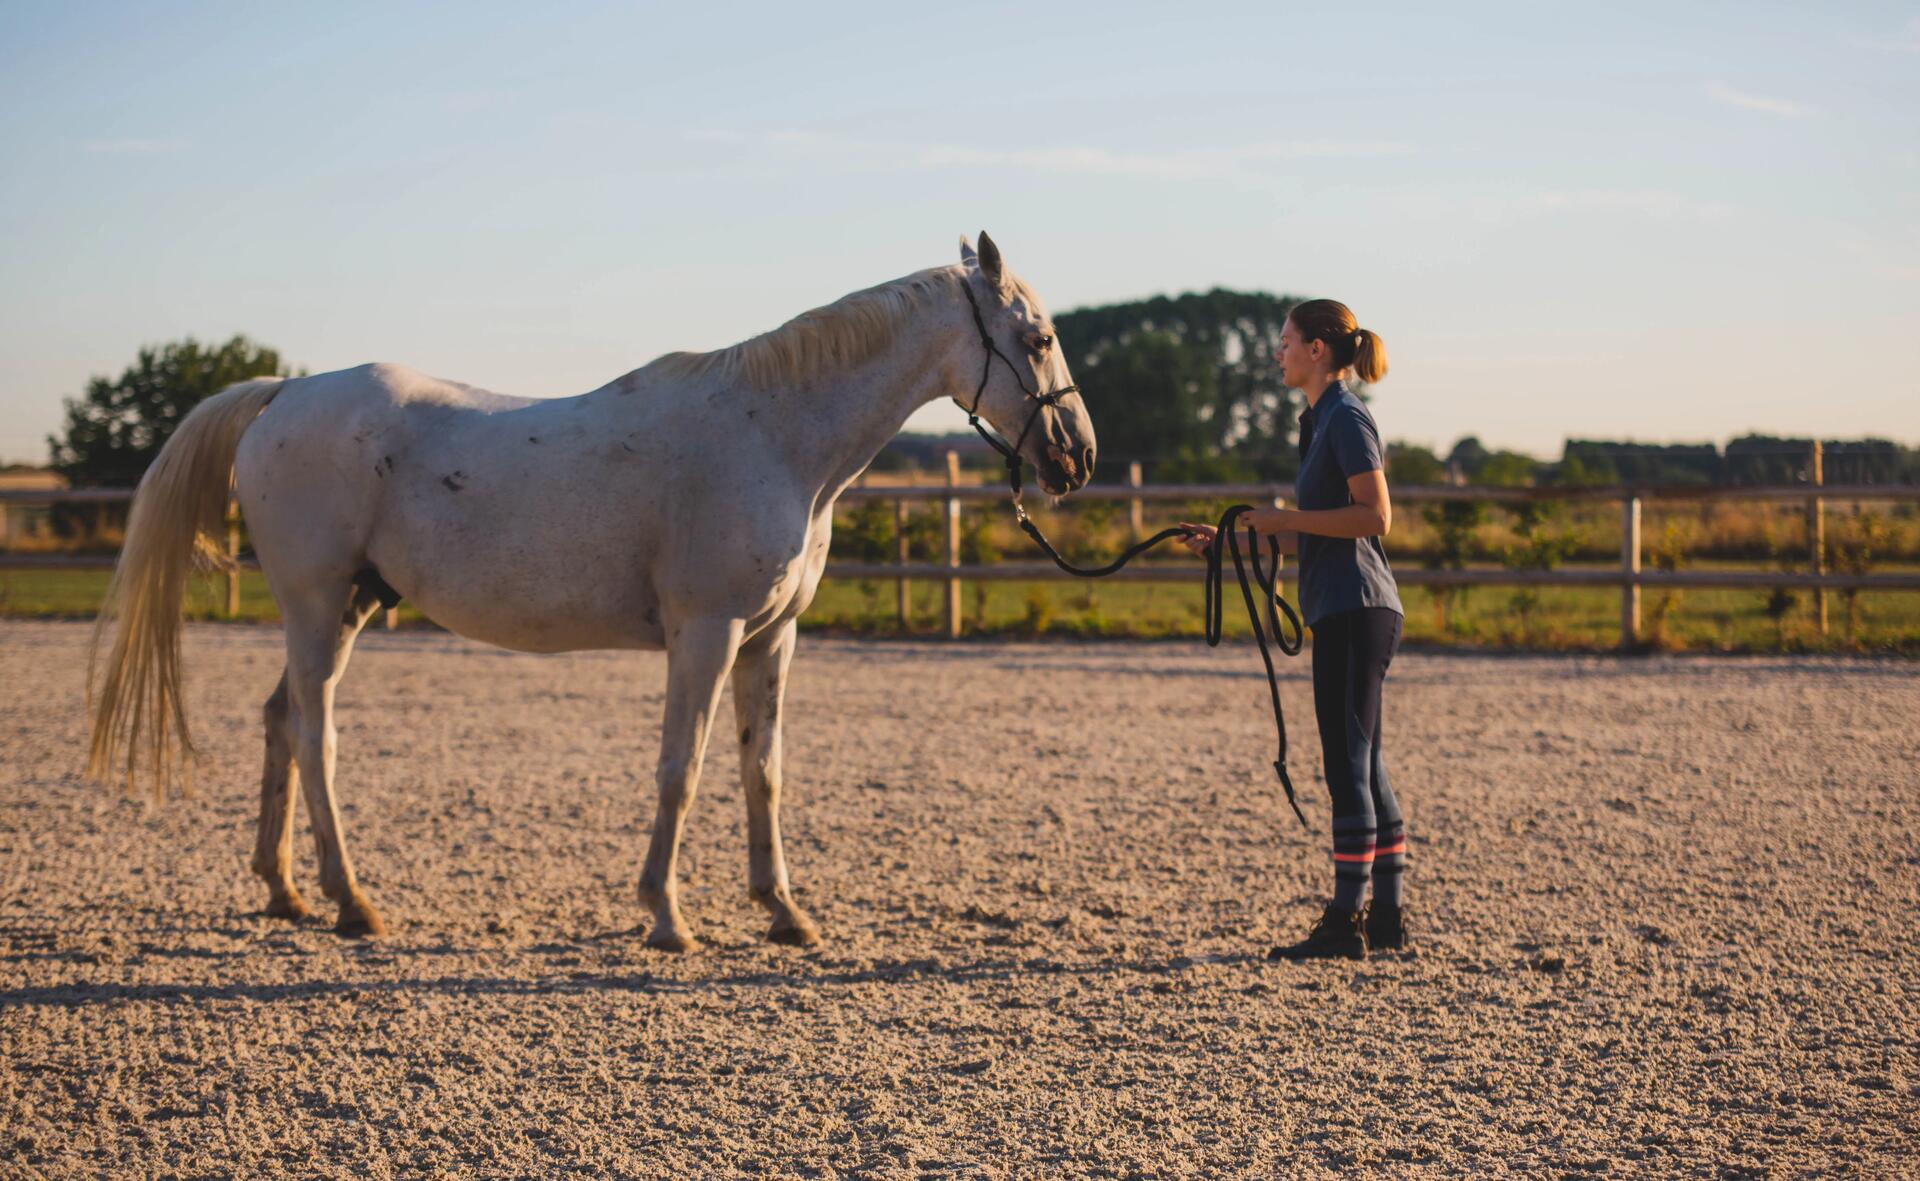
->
[[1275, 316, 1323, 390]]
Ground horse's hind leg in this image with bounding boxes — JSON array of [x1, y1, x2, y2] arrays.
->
[[637, 615, 744, 953], [251, 673, 310, 920], [731, 619, 819, 947], [281, 582, 386, 937]]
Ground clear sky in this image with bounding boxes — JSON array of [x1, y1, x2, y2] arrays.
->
[[3, 1, 1916, 465]]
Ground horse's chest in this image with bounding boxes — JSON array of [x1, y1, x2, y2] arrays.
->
[[755, 517, 833, 627]]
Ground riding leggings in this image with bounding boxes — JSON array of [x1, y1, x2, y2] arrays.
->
[[1310, 607, 1407, 911]]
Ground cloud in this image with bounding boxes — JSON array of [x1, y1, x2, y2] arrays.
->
[[80, 138, 190, 155], [686, 129, 1415, 181], [1701, 82, 1807, 118], [1847, 17, 1920, 52]]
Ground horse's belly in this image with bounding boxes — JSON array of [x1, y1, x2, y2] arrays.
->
[[409, 590, 664, 653], [376, 528, 664, 653]]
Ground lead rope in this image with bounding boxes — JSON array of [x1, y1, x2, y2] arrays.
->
[[956, 282, 1309, 829], [1019, 503, 1308, 829]]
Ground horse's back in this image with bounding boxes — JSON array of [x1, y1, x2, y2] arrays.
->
[[233, 363, 678, 651], [233, 361, 543, 577], [268, 361, 535, 425]]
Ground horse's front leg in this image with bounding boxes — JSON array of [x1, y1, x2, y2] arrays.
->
[[637, 615, 744, 952], [731, 618, 820, 947]]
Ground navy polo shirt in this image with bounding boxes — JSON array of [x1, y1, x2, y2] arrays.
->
[[1294, 380, 1404, 627]]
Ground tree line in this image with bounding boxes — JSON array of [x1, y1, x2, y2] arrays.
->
[[1383, 436, 1919, 490], [42, 312, 1920, 490]]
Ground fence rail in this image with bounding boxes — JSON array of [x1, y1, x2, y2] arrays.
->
[[6, 443, 1919, 647]]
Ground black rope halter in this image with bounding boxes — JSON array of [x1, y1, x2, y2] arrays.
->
[[958, 279, 1079, 504], [959, 279, 1309, 828]]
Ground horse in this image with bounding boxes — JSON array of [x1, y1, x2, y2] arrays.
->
[[87, 233, 1096, 951]]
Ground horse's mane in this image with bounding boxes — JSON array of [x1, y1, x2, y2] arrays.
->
[[645, 266, 998, 389]]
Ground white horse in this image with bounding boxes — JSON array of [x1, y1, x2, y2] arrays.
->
[[88, 233, 1095, 950]]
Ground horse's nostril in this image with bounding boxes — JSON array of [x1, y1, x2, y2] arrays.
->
[[1081, 447, 1096, 482]]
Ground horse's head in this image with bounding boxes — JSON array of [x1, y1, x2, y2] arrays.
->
[[958, 232, 1096, 496]]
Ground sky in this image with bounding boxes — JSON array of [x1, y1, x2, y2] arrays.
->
[[2, 1, 1917, 466]]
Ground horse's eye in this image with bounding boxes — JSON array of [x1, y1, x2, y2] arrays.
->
[[1031, 334, 1053, 353]]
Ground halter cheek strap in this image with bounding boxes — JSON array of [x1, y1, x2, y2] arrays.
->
[[959, 280, 1081, 504]]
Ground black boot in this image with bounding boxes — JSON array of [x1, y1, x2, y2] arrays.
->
[[1364, 901, 1408, 952], [1268, 904, 1367, 962]]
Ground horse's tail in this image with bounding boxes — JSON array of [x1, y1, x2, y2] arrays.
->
[[88, 377, 286, 798]]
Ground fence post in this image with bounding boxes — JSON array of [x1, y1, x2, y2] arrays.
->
[[1272, 490, 1288, 586], [1808, 440, 1826, 637], [1619, 495, 1641, 648], [225, 503, 241, 618], [895, 497, 911, 629], [944, 451, 963, 639], [1128, 461, 1144, 542]]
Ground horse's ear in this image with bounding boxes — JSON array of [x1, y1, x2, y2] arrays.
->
[[977, 231, 1004, 287], [959, 235, 977, 267]]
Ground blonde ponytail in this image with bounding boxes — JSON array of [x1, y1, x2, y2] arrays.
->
[[1352, 328, 1388, 383]]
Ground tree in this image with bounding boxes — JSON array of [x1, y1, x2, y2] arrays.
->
[[1562, 439, 1718, 486], [1386, 442, 1446, 485], [1551, 449, 1616, 487], [1054, 288, 1304, 480], [48, 336, 292, 488], [1472, 450, 1537, 487], [1071, 329, 1225, 481], [1446, 436, 1489, 482]]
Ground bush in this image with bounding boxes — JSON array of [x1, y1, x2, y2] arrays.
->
[[1421, 500, 1487, 633], [1644, 520, 1694, 647], [1020, 586, 1055, 635], [1829, 509, 1891, 644]]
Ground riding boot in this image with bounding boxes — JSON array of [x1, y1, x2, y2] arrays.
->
[[1364, 901, 1408, 952], [1268, 904, 1367, 962]]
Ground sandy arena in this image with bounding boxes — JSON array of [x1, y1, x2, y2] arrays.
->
[[1, 620, 1915, 1177]]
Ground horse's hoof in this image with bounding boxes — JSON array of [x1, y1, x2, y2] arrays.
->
[[644, 927, 699, 954], [767, 915, 821, 947], [335, 895, 388, 939], [264, 890, 314, 921]]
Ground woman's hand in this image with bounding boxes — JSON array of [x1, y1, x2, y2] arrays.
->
[[1245, 507, 1296, 534], [1181, 516, 1300, 557], [1177, 523, 1216, 557]]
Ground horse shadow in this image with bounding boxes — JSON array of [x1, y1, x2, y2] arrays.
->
[[0, 940, 1271, 1011]]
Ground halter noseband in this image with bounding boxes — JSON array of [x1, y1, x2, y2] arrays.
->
[[959, 280, 1081, 512]]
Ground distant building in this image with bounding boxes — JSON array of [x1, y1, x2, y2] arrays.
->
[[0, 468, 65, 544]]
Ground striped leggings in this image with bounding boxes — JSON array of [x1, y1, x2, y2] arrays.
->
[[1309, 607, 1407, 912]]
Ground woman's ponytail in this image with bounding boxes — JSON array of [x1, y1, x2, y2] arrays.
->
[[1352, 328, 1388, 383]]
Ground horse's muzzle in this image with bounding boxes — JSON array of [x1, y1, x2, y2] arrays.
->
[[1042, 443, 1093, 494]]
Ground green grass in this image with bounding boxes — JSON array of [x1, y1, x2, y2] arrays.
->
[[803, 567, 1920, 653], [0, 568, 424, 626], [5, 564, 1914, 654]]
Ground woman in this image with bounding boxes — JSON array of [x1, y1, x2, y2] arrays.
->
[[1180, 298, 1407, 962]]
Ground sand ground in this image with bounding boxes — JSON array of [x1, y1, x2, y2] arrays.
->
[[2, 620, 1916, 1178]]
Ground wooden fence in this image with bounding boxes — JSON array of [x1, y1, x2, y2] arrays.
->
[[830, 447, 1920, 645], [6, 444, 1919, 647]]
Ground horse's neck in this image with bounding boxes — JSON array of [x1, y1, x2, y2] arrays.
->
[[769, 292, 976, 503]]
